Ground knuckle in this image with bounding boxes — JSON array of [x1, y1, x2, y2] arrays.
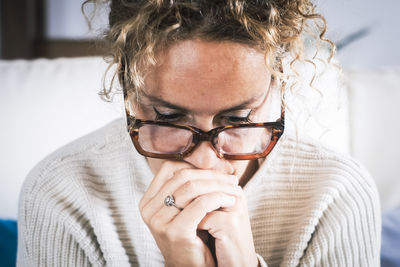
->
[[139, 207, 150, 224], [140, 211, 149, 224], [216, 192, 227, 199], [228, 215, 240, 229], [193, 196, 208, 210], [161, 160, 174, 169], [181, 180, 197, 194], [219, 180, 237, 193], [149, 214, 162, 229], [237, 191, 247, 203], [173, 168, 189, 179], [164, 225, 181, 243], [236, 191, 244, 200], [215, 230, 230, 243], [138, 196, 146, 211]]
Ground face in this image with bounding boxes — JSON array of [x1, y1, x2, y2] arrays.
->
[[133, 39, 275, 186]]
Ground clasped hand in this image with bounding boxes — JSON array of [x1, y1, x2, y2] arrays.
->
[[139, 161, 259, 267]]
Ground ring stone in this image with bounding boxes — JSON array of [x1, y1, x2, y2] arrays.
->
[[164, 195, 182, 210]]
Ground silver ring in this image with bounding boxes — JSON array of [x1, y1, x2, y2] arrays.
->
[[164, 195, 183, 211]]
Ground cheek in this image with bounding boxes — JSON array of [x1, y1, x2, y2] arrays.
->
[[146, 158, 166, 175]]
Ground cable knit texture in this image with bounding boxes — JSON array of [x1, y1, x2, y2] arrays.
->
[[17, 118, 381, 266]]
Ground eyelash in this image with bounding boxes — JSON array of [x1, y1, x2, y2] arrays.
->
[[153, 107, 184, 122], [221, 113, 252, 124], [153, 107, 252, 124]]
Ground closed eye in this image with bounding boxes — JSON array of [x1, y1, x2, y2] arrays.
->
[[153, 107, 184, 122], [220, 111, 252, 124]]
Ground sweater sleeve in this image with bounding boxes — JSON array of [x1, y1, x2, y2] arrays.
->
[[16, 161, 104, 267], [298, 162, 381, 266]]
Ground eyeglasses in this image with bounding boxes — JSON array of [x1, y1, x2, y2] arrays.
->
[[123, 77, 286, 159], [120, 55, 286, 159], [126, 115, 284, 160]]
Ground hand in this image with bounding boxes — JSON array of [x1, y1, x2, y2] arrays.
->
[[198, 185, 259, 267], [139, 161, 243, 267]]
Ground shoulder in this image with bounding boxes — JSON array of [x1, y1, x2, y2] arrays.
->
[[17, 119, 126, 264], [18, 117, 151, 225], [277, 134, 381, 265], [17, 118, 152, 265], [20, 118, 127, 199], [277, 134, 378, 194], [258, 133, 381, 217], [18, 118, 153, 265], [276, 133, 381, 219]]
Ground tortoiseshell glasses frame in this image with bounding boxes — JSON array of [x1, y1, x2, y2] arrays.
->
[[123, 93, 285, 161]]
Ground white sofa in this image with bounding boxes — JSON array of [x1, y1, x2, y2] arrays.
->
[[0, 57, 399, 220]]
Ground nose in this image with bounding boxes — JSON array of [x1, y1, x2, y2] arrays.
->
[[183, 140, 221, 170]]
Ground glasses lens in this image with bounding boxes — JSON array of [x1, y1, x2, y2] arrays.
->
[[215, 126, 273, 155], [137, 124, 193, 154]]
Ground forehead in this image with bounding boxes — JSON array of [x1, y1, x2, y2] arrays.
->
[[143, 40, 272, 112]]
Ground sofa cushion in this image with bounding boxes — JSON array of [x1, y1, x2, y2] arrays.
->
[[0, 219, 17, 267], [0, 57, 122, 219], [381, 207, 400, 267], [345, 68, 400, 211]]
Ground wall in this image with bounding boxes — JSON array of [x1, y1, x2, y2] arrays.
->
[[46, 0, 108, 40], [317, 0, 400, 68], [46, 0, 399, 68]]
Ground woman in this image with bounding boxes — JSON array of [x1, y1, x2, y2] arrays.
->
[[17, 0, 381, 266]]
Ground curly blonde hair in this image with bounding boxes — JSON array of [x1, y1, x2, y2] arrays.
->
[[83, 0, 335, 103]]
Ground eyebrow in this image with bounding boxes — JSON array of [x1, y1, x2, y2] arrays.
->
[[141, 93, 190, 112], [141, 89, 268, 113], [219, 93, 266, 113]]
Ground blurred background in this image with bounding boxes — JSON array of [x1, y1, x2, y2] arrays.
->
[[0, 1, 399, 266], [1, 0, 399, 66]]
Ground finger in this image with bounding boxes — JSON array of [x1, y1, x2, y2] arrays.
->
[[141, 170, 239, 219], [171, 192, 236, 233], [197, 207, 257, 267], [143, 167, 238, 203], [147, 204, 182, 233], [172, 179, 242, 208], [197, 210, 231, 236], [195, 189, 247, 233], [156, 168, 239, 207], [140, 161, 191, 209]]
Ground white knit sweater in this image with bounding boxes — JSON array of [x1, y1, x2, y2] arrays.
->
[[17, 118, 381, 266]]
